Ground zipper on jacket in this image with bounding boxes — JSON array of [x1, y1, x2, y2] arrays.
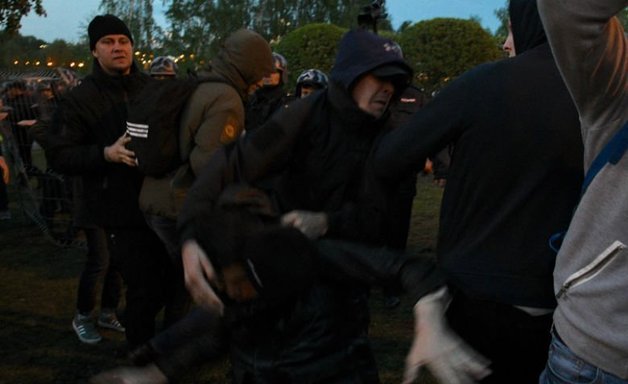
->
[[556, 240, 626, 299]]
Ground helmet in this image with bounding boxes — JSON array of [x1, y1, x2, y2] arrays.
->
[[273, 53, 288, 73], [295, 69, 328, 98], [150, 56, 178, 77], [272, 53, 288, 84]]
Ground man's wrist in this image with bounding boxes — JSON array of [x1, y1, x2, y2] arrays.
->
[[103, 146, 111, 162]]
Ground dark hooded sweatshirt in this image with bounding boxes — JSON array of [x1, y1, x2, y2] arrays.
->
[[177, 29, 444, 383], [373, 0, 584, 308]]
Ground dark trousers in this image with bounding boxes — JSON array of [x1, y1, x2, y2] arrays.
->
[[11, 124, 33, 168], [107, 226, 170, 348], [151, 307, 226, 380], [76, 227, 123, 314], [143, 213, 192, 328], [446, 293, 553, 384]]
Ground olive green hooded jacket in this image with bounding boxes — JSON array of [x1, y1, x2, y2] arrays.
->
[[139, 29, 273, 219]]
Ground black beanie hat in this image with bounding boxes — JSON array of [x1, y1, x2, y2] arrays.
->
[[88, 14, 133, 51]]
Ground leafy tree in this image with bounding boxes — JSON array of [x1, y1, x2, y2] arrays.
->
[[43, 39, 91, 70], [99, 0, 161, 59], [274, 23, 345, 90], [493, 6, 509, 42], [0, 32, 90, 74], [0, 0, 45, 37], [397, 20, 412, 33], [619, 7, 628, 30], [399, 18, 502, 95], [0, 33, 45, 67], [160, 0, 381, 66], [160, 0, 239, 71]]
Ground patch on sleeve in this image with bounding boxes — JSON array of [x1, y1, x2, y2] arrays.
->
[[220, 116, 241, 144]]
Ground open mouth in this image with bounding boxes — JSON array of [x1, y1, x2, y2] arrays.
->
[[372, 99, 388, 107]]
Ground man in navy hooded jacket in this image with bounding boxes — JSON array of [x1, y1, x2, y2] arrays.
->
[[372, 0, 584, 382], [174, 29, 490, 384]]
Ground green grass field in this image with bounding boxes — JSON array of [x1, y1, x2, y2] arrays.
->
[[0, 163, 443, 383]]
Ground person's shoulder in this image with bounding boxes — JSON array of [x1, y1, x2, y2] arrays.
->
[[64, 76, 98, 101], [194, 80, 240, 102]]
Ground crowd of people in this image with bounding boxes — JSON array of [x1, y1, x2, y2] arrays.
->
[[1, 0, 626, 382]]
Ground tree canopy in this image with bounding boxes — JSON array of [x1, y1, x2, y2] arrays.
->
[[0, 0, 45, 37], [399, 17, 502, 95], [274, 23, 345, 89], [159, 0, 388, 62]]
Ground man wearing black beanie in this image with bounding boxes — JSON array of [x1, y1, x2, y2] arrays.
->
[[47, 14, 170, 352], [88, 14, 134, 52]]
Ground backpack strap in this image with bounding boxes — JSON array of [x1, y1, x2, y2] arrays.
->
[[549, 121, 628, 252], [581, 120, 628, 194]]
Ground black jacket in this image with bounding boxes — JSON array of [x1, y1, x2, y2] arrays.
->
[[155, 237, 443, 383], [244, 85, 291, 133], [180, 80, 389, 245], [180, 29, 414, 244], [48, 61, 150, 228], [373, 1, 583, 308], [177, 29, 443, 383]]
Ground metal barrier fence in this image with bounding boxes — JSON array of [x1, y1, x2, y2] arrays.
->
[[1, 74, 85, 248], [1, 125, 84, 248]]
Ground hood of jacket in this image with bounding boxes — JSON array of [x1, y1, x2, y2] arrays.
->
[[509, 0, 547, 54], [330, 29, 412, 93], [211, 29, 274, 99]]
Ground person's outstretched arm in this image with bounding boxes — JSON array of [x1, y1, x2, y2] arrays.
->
[[538, 0, 627, 163], [315, 239, 491, 384]]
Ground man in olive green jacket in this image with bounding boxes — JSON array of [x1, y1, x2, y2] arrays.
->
[[138, 29, 273, 325]]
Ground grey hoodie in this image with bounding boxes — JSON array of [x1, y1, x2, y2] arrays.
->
[[538, 0, 628, 378]]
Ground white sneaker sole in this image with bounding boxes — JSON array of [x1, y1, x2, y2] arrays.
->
[[72, 321, 102, 344], [98, 319, 126, 333]]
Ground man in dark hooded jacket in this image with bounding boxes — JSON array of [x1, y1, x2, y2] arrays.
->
[[244, 52, 292, 134], [372, 0, 584, 382], [176, 29, 490, 384]]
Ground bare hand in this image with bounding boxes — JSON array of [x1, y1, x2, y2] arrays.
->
[[281, 210, 328, 239], [0, 156, 9, 184], [104, 133, 136, 167], [181, 239, 224, 314]]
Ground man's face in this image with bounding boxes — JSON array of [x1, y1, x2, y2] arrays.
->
[[247, 78, 265, 95], [92, 34, 133, 75], [40, 88, 53, 99], [299, 84, 317, 98], [503, 19, 516, 58], [351, 74, 395, 118], [262, 71, 281, 87], [6, 87, 24, 98], [220, 263, 259, 303]]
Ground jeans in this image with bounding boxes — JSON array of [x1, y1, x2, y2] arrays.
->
[[539, 330, 628, 384], [76, 227, 123, 314]]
